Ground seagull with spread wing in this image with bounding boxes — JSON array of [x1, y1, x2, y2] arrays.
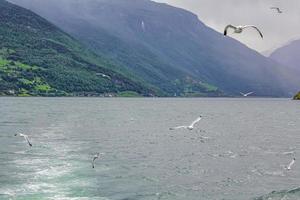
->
[[170, 116, 202, 131], [224, 25, 263, 39], [270, 7, 283, 13], [286, 158, 296, 170], [240, 92, 254, 97], [14, 133, 32, 147], [92, 153, 102, 168]]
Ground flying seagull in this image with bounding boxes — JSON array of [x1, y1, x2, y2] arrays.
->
[[240, 92, 254, 97], [170, 116, 202, 131], [14, 133, 32, 147], [96, 73, 111, 79], [270, 7, 283, 13], [92, 153, 101, 168], [141, 21, 146, 32], [286, 158, 296, 170], [224, 25, 263, 39]]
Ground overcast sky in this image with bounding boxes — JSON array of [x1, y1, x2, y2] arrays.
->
[[154, 0, 300, 53]]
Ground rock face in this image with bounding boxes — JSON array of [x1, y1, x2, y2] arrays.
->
[[294, 92, 300, 100], [8, 0, 300, 97]]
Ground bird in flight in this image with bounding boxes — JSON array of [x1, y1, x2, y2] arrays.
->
[[92, 153, 101, 168], [286, 158, 296, 170], [96, 73, 111, 79], [170, 116, 202, 131], [240, 92, 254, 97], [14, 133, 32, 147], [270, 7, 283, 13], [224, 25, 263, 39]]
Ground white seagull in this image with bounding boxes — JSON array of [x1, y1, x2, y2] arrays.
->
[[92, 153, 101, 168], [141, 21, 146, 32], [286, 158, 296, 170], [224, 25, 263, 39], [14, 133, 32, 147], [170, 116, 202, 131], [96, 73, 111, 79], [240, 92, 254, 97], [270, 7, 283, 13]]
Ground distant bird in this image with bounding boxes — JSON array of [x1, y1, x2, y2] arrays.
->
[[170, 116, 202, 131], [224, 25, 263, 39], [141, 21, 146, 32], [92, 153, 101, 168], [270, 7, 283, 13], [240, 92, 254, 97], [286, 158, 296, 170], [96, 73, 111, 79], [14, 133, 32, 147]]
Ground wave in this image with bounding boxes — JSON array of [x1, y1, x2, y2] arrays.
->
[[254, 187, 300, 200]]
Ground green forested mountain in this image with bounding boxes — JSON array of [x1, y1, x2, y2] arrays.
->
[[8, 0, 300, 97], [294, 92, 300, 100], [0, 0, 158, 96]]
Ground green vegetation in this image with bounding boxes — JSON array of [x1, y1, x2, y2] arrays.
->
[[293, 92, 300, 100], [0, 57, 65, 96], [117, 91, 141, 97], [172, 77, 223, 97], [0, 0, 157, 97]]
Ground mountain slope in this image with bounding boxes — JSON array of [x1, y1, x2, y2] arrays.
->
[[294, 92, 300, 100], [270, 39, 300, 72], [0, 0, 157, 96], [9, 0, 298, 96]]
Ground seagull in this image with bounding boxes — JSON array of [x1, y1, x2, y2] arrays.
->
[[240, 92, 254, 97], [14, 133, 32, 147], [270, 7, 283, 13], [96, 73, 111, 79], [92, 153, 101, 168], [224, 25, 263, 39], [170, 116, 202, 131], [141, 21, 146, 32], [286, 158, 296, 170]]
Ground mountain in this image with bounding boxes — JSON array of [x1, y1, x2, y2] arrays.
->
[[8, 0, 298, 97], [294, 92, 300, 100], [270, 39, 300, 73], [0, 0, 158, 97]]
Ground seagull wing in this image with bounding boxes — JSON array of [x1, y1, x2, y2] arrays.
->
[[170, 126, 187, 130], [189, 117, 202, 127], [240, 92, 245, 96], [245, 92, 254, 96], [270, 7, 281, 13], [287, 159, 295, 170], [243, 25, 263, 38], [23, 135, 32, 147], [224, 25, 236, 36], [92, 156, 98, 168]]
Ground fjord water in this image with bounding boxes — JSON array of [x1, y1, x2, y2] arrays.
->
[[0, 98, 299, 200]]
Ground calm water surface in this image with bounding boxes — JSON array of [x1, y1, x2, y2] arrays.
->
[[0, 98, 299, 200]]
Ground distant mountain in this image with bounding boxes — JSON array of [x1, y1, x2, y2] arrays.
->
[[0, 0, 158, 97], [270, 39, 300, 73], [8, 0, 299, 96]]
